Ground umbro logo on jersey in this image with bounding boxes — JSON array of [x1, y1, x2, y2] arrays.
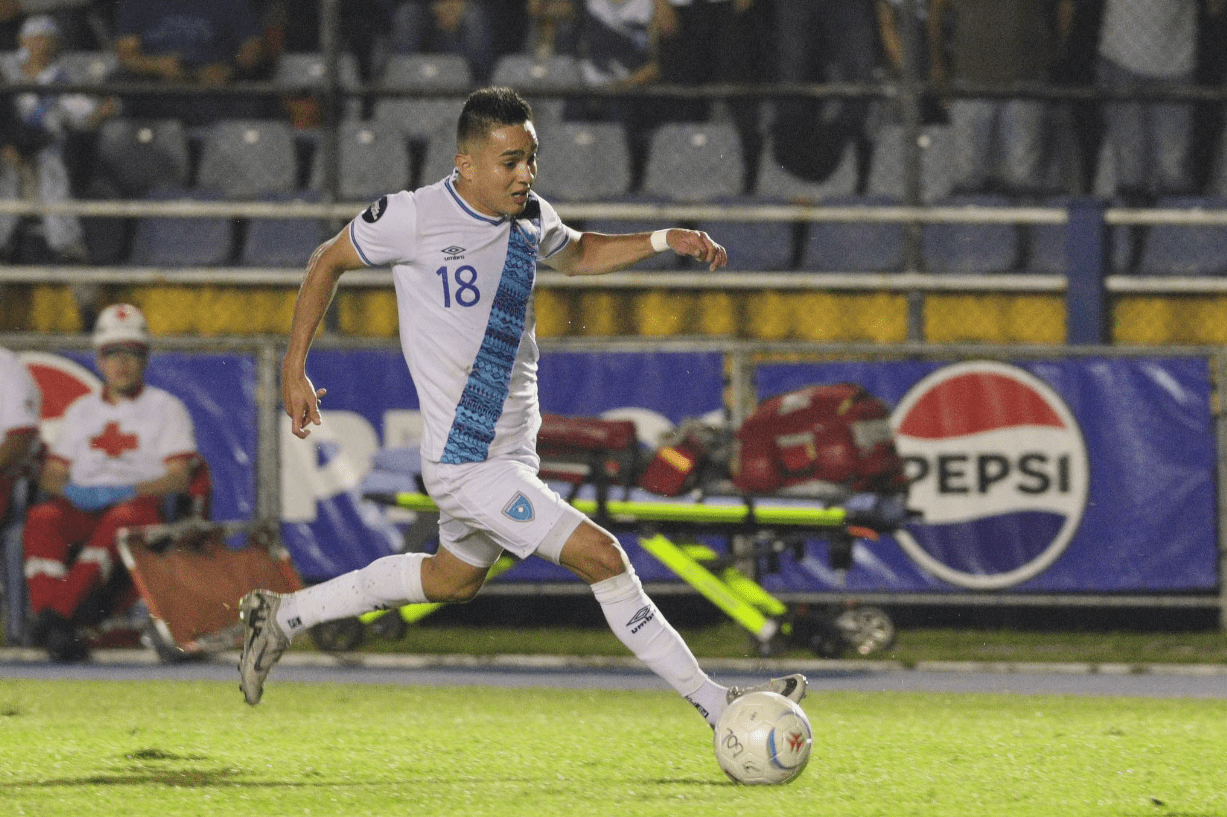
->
[[361, 195, 387, 223], [502, 492, 534, 522], [442, 245, 466, 259]]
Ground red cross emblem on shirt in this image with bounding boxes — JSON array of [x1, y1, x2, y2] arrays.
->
[[90, 421, 139, 457]]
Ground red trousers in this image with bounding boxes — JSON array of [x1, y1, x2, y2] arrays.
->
[[23, 495, 163, 620]]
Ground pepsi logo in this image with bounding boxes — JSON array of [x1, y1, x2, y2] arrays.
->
[[890, 361, 1089, 589], [17, 351, 100, 445]]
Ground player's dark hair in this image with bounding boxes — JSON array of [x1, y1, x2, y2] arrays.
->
[[457, 86, 533, 149]]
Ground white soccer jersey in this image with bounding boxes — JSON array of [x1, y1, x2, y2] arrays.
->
[[348, 173, 579, 464], [50, 385, 197, 486], [0, 347, 40, 444]]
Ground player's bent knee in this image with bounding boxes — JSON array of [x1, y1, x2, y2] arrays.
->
[[420, 551, 489, 603], [559, 523, 629, 585]]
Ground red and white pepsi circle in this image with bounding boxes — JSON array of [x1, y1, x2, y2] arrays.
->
[[890, 361, 1090, 590], [18, 351, 101, 445]]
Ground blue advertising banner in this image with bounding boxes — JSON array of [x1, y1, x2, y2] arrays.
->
[[281, 349, 414, 581], [26, 349, 1213, 594], [291, 348, 727, 583], [753, 357, 1218, 593]]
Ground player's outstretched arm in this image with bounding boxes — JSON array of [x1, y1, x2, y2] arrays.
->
[[550, 228, 728, 276], [282, 229, 365, 439]]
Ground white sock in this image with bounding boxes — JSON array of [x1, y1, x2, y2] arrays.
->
[[591, 570, 728, 725], [277, 553, 429, 637]]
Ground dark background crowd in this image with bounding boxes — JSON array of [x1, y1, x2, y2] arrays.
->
[[3, 0, 1227, 268]]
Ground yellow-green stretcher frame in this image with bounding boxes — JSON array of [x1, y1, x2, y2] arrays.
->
[[363, 490, 856, 645]]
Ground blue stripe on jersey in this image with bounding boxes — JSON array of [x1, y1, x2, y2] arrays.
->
[[349, 221, 375, 266], [440, 223, 537, 463]]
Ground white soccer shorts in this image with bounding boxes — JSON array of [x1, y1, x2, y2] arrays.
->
[[420, 449, 585, 569]]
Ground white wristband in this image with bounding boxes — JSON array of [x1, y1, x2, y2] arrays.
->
[[649, 229, 671, 253]]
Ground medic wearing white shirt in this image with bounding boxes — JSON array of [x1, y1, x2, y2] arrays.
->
[[239, 87, 806, 726], [24, 304, 197, 662]]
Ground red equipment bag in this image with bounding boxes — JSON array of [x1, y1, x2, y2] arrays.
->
[[537, 414, 640, 486], [638, 425, 709, 496], [732, 383, 906, 495]]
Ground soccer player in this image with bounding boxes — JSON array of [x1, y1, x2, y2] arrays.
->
[[240, 86, 806, 724], [23, 304, 199, 662]]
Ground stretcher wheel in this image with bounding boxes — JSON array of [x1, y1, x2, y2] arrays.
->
[[809, 630, 846, 659], [833, 605, 895, 656], [308, 617, 366, 652], [369, 610, 409, 641]]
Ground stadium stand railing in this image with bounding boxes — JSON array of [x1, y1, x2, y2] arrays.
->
[[4, 50, 1227, 346]]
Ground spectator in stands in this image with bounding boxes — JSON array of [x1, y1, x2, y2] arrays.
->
[[389, 0, 496, 83], [23, 303, 198, 662], [928, 0, 1075, 195], [1095, 0, 1200, 201], [575, 0, 658, 99], [0, 14, 116, 265], [112, 0, 266, 126], [875, 0, 945, 124], [525, 0, 579, 57], [0, 0, 101, 51], [272, 0, 390, 84], [766, 0, 880, 187], [656, 0, 771, 191], [570, 0, 660, 183]]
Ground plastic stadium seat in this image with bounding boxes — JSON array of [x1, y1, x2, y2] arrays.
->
[[95, 117, 191, 196], [922, 194, 1020, 274], [197, 119, 299, 200], [240, 193, 328, 267], [310, 121, 411, 201], [642, 123, 745, 202], [697, 198, 796, 271], [273, 52, 364, 119], [129, 188, 234, 266], [755, 137, 859, 202], [375, 54, 472, 141], [865, 123, 956, 204], [1135, 196, 1227, 276], [489, 54, 581, 125], [800, 195, 905, 272], [420, 129, 459, 186], [60, 50, 118, 83], [532, 121, 631, 201]]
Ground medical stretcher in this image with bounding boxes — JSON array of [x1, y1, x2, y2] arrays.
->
[[115, 519, 302, 661], [352, 474, 909, 659]]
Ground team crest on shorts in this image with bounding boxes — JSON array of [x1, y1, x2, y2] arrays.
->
[[503, 492, 535, 522]]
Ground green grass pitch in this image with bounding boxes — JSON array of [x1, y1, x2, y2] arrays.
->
[[1, 679, 1225, 817]]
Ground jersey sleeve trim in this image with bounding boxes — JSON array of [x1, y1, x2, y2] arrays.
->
[[348, 221, 375, 267], [542, 225, 580, 259]]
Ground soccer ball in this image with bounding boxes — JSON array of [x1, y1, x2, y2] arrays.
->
[[713, 690, 813, 785]]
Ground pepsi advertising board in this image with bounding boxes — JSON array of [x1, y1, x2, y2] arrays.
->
[[755, 358, 1218, 593], [14, 348, 1218, 594]]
